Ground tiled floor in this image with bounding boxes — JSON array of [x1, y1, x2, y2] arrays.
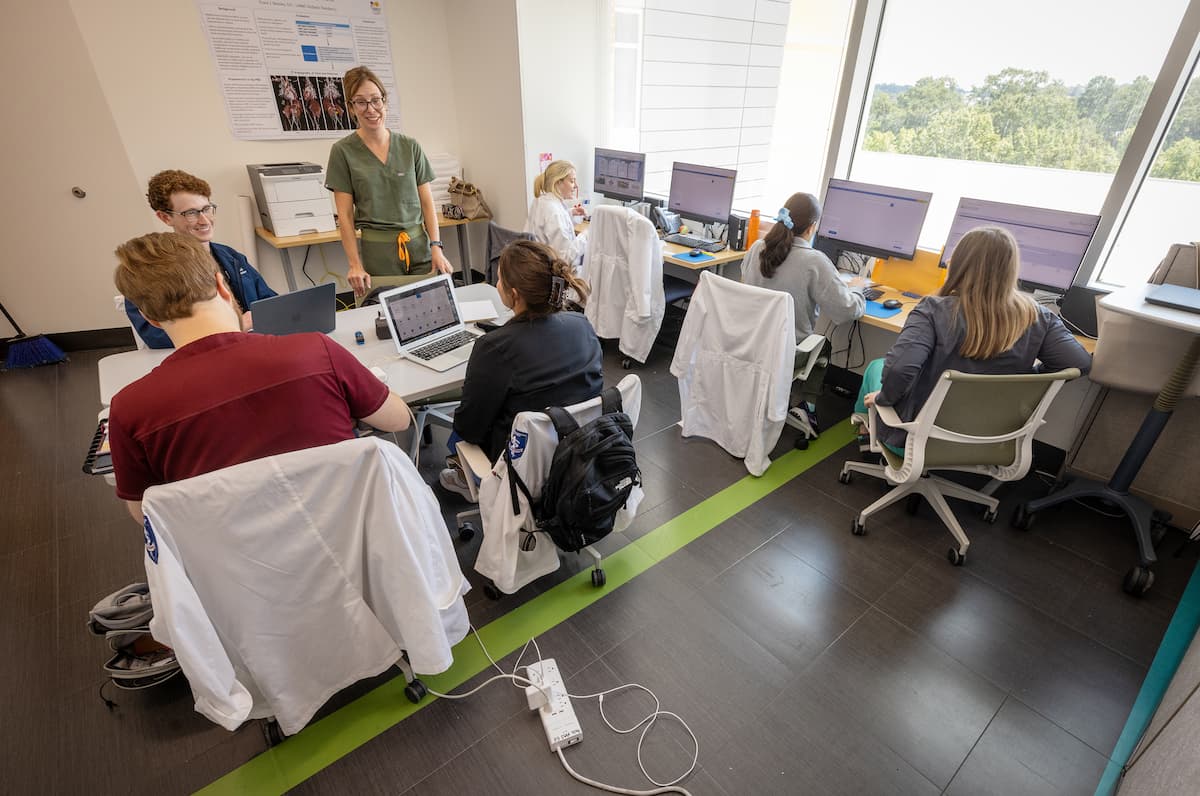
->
[[3, 339, 1196, 795]]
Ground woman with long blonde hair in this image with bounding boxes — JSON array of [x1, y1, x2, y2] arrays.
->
[[857, 225, 1091, 451], [524, 159, 588, 269]]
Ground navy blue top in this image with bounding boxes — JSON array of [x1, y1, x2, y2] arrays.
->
[[124, 242, 277, 349]]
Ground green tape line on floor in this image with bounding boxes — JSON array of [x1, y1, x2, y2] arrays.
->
[[197, 423, 857, 795]]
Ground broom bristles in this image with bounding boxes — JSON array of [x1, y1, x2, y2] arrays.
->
[[3, 334, 68, 369]]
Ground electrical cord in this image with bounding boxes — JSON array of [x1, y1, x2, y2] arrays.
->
[[300, 246, 315, 286], [427, 626, 697, 796]]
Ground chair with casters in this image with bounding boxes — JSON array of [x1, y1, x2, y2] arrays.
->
[[585, 205, 666, 368], [454, 374, 644, 599], [485, 222, 534, 285], [839, 368, 1081, 566], [671, 271, 797, 476], [138, 437, 470, 738], [784, 332, 830, 450]]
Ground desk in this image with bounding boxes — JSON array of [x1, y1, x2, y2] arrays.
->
[[255, 213, 487, 292], [1015, 283, 1200, 595], [573, 220, 745, 276], [98, 284, 506, 406]]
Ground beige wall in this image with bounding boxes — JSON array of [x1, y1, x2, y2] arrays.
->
[[3, 0, 528, 336]]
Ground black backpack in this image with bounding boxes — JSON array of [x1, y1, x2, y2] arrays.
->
[[506, 387, 641, 553]]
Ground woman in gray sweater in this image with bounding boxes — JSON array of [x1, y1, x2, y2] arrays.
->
[[743, 192, 866, 437], [857, 225, 1092, 452]]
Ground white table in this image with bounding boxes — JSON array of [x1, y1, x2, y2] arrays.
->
[[98, 284, 506, 406], [1015, 283, 1200, 596]]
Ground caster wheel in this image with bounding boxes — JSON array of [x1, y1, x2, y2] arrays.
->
[[1011, 503, 1036, 531], [591, 568, 606, 588], [422, 425, 434, 446], [982, 507, 998, 524], [838, 471, 852, 485], [457, 522, 477, 542], [905, 494, 921, 515], [483, 582, 502, 601], [851, 518, 867, 536], [264, 719, 284, 747], [1151, 522, 1168, 547], [794, 437, 809, 451], [1152, 508, 1173, 525], [1122, 566, 1155, 597], [947, 547, 965, 566], [404, 679, 428, 704], [621, 358, 632, 370]]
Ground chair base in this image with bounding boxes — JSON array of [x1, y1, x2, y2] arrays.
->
[[840, 461, 1001, 561], [409, 402, 457, 461]]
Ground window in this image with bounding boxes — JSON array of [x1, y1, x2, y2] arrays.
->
[[1097, 64, 1200, 286], [848, 0, 1190, 256], [605, 0, 853, 216]]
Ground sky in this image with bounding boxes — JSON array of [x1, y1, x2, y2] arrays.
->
[[873, 0, 1191, 88]]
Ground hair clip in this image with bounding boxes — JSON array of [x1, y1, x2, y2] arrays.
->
[[549, 275, 566, 308], [776, 207, 794, 230]]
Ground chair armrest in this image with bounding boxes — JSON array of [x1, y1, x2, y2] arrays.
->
[[794, 334, 827, 382], [873, 404, 913, 430], [454, 440, 492, 503]]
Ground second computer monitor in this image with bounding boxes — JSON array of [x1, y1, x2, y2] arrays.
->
[[668, 162, 737, 224], [593, 148, 645, 203], [941, 198, 1101, 293], [816, 178, 932, 262]]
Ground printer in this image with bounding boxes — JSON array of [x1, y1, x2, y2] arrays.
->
[[246, 162, 336, 237]]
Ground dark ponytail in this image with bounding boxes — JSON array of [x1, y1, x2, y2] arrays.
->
[[759, 192, 822, 279], [498, 240, 590, 319]]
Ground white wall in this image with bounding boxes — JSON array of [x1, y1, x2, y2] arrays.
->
[[516, 0, 601, 208], [2, 1, 485, 336]]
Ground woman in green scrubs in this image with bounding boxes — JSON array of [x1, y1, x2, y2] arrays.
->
[[326, 65, 453, 298]]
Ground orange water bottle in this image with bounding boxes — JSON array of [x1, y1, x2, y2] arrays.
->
[[745, 209, 761, 247]]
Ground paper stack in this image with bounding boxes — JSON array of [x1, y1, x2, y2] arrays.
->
[[428, 153, 462, 205]]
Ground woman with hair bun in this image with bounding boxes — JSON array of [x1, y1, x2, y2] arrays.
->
[[440, 240, 602, 496], [524, 159, 588, 269], [742, 191, 866, 437]]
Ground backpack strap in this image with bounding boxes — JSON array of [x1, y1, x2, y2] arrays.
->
[[545, 405, 580, 440], [600, 386, 623, 416], [503, 447, 535, 517]]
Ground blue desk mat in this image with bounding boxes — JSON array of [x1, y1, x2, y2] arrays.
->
[[672, 250, 715, 262], [864, 301, 903, 319]]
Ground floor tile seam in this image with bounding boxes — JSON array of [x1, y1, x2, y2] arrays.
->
[[939, 692, 1008, 793], [1001, 691, 1122, 763], [397, 735, 481, 795], [699, 520, 792, 583]]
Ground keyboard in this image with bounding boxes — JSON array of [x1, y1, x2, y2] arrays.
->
[[863, 288, 885, 302], [410, 330, 477, 361], [664, 233, 726, 252]]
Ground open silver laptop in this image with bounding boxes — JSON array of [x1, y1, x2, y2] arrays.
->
[[379, 274, 482, 372], [250, 282, 336, 335]]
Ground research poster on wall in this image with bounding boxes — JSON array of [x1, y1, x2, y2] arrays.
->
[[196, 0, 401, 140]]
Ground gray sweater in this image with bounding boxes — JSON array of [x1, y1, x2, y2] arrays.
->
[[741, 237, 866, 341], [876, 295, 1093, 449]]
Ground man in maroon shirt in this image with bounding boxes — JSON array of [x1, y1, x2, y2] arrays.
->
[[109, 232, 412, 523]]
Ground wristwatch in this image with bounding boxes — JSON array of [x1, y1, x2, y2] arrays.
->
[[430, 240, 444, 249]]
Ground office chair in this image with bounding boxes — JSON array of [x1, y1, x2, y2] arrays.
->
[[485, 221, 534, 285], [139, 437, 470, 737], [839, 368, 1080, 565], [671, 271, 798, 476], [452, 374, 644, 597], [584, 205, 667, 367], [115, 295, 149, 350], [784, 332, 831, 450]]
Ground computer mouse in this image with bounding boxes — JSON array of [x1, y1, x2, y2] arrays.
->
[[689, 248, 702, 257], [881, 299, 902, 310]]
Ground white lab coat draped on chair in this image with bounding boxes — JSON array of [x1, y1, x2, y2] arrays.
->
[[584, 205, 665, 365], [470, 375, 644, 594], [670, 271, 795, 476], [140, 437, 469, 735]]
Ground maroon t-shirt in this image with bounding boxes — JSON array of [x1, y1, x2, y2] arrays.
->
[[109, 332, 389, 501]]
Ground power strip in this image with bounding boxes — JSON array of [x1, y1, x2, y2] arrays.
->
[[525, 659, 582, 752]]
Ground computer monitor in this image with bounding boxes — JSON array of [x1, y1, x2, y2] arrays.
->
[[940, 198, 1101, 293], [668, 162, 737, 224], [815, 178, 932, 263], [593, 148, 645, 203]]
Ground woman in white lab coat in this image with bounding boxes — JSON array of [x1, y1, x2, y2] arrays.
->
[[524, 159, 588, 270]]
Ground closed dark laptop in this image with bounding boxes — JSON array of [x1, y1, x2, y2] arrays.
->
[[250, 282, 336, 335], [1145, 283, 1200, 315]]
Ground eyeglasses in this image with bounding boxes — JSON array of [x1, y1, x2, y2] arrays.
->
[[167, 204, 217, 221], [350, 97, 385, 111]]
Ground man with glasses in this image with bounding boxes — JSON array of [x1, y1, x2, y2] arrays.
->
[[124, 170, 277, 348]]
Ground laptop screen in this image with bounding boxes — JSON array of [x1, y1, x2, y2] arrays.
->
[[381, 278, 461, 346]]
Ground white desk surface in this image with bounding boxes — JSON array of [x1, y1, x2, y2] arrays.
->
[[1100, 283, 1200, 334], [98, 284, 506, 406]]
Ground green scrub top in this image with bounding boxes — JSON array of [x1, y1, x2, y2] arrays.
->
[[326, 131, 436, 276]]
